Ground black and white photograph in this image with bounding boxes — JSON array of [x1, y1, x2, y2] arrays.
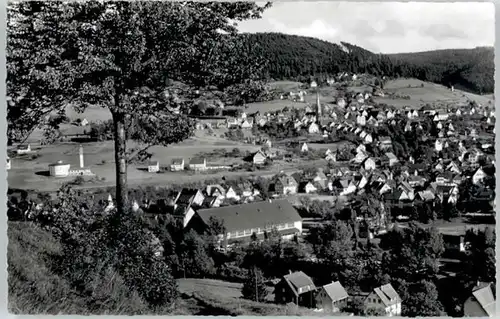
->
[[6, 1, 496, 316]]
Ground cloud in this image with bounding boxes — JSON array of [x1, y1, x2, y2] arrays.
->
[[267, 18, 339, 39], [419, 24, 468, 40], [237, 2, 494, 53]]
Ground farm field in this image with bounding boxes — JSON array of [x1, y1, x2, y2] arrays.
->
[[373, 78, 494, 109], [7, 133, 329, 192], [244, 99, 308, 114]]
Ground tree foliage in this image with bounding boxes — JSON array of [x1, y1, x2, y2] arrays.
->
[[7, 1, 271, 213], [240, 33, 493, 94], [33, 186, 178, 312], [241, 267, 268, 302], [380, 223, 444, 282], [401, 280, 445, 317]]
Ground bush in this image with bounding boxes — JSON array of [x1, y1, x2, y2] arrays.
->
[[34, 186, 179, 312]]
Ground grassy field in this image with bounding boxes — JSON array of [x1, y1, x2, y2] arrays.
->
[[7, 139, 328, 192], [267, 80, 303, 92], [176, 278, 335, 316], [373, 78, 494, 109]]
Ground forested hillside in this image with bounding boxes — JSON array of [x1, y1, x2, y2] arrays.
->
[[388, 48, 494, 94], [240, 33, 494, 94]]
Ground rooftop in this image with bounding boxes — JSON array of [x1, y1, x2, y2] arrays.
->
[[195, 199, 301, 233]]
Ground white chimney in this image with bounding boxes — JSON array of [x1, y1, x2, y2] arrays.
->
[[79, 145, 84, 168]]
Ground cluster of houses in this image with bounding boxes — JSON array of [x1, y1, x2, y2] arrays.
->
[[275, 271, 402, 316], [146, 157, 231, 173]]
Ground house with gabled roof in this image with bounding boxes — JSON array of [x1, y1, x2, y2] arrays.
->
[[301, 142, 309, 153], [364, 283, 402, 316], [189, 157, 207, 171], [363, 133, 373, 144], [384, 152, 399, 167], [407, 175, 426, 187], [464, 282, 496, 317], [205, 184, 226, 201], [362, 157, 377, 171], [472, 167, 487, 185], [308, 122, 320, 134], [331, 177, 356, 195], [222, 182, 243, 201], [275, 271, 316, 308], [315, 281, 349, 313], [370, 180, 393, 195], [170, 158, 185, 171], [188, 199, 302, 248], [313, 170, 328, 189], [275, 175, 298, 195], [298, 181, 318, 194], [446, 161, 461, 174], [251, 150, 267, 165], [16, 144, 31, 155], [350, 174, 369, 190], [201, 196, 222, 208], [416, 190, 436, 202], [385, 188, 411, 202], [174, 188, 205, 208], [398, 181, 415, 200]]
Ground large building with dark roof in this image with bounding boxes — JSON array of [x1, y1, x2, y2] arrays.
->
[[186, 199, 302, 247]]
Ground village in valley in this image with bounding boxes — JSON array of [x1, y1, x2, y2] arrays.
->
[[8, 72, 496, 316], [6, 1, 496, 317]]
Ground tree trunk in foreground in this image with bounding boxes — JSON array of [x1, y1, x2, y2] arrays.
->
[[112, 110, 128, 214]]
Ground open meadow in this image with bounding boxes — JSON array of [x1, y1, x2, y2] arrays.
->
[[372, 78, 494, 109]]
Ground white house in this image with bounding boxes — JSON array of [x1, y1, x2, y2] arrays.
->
[[472, 168, 487, 185], [241, 119, 253, 129], [308, 122, 320, 134], [364, 284, 402, 317], [16, 144, 31, 155], [363, 133, 373, 144], [189, 157, 207, 171], [356, 115, 366, 126], [148, 161, 160, 173], [315, 281, 349, 313], [435, 140, 444, 152], [170, 158, 185, 171], [363, 157, 377, 171], [80, 118, 89, 126], [300, 181, 318, 194], [301, 143, 309, 153]]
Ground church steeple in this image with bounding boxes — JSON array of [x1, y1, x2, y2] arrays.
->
[[316, 90, 321, 116]]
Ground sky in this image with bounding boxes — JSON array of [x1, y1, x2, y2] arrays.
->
[[237, 2, 495, 54]]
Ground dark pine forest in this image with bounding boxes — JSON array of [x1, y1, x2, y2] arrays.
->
[[239, 32, 494, 95]]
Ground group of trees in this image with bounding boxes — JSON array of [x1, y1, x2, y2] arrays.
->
[[7, 1, 272, 215]]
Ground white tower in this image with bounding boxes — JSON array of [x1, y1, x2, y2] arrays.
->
[[316, 90, 322, 117], [79, 145, 84, 168]]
